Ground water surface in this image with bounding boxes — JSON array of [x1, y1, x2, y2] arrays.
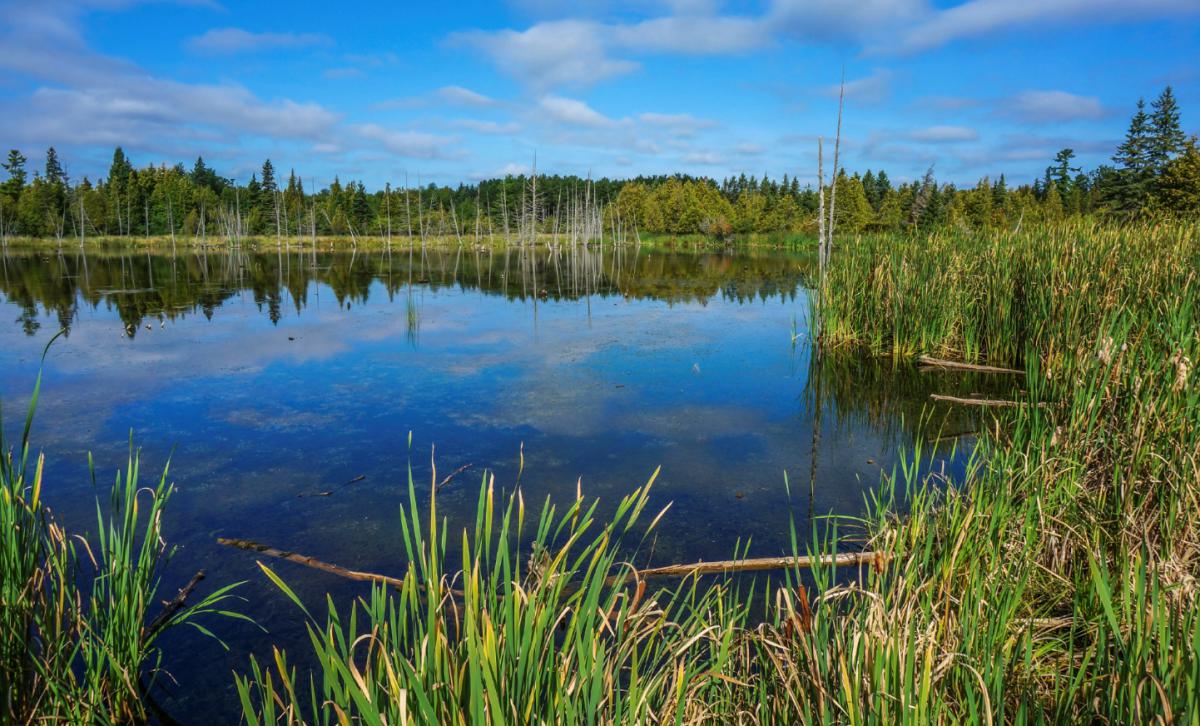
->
[[0, 243, 995, 721]]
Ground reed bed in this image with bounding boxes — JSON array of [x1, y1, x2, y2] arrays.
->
[[0, 358, 243, 723]]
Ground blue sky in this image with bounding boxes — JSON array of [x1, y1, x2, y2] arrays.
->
[[0, 0, 1197, 188]]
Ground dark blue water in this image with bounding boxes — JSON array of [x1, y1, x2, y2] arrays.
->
[[0, 244, 991, 721]]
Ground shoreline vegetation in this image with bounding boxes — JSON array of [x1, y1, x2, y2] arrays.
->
[[0, 220, 1195, 723]]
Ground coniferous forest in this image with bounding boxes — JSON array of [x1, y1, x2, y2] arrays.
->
[[2, 87, 1197, 243]]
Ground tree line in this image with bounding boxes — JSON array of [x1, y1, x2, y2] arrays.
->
[[1, 87, 1196, 242]]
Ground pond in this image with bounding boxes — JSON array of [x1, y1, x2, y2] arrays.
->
[[0, 243, 996, 721]]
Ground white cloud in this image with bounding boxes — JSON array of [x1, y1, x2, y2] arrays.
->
[[450, 119, 522, 135], [186, 28, 333, 54], [611, 16, 767, 53], [906, 125, 979, 142], [538, 96, 615, 127], [450, 21, 638, 90], [436, 85, 500, 107], [823, 68, 894, 104], [890, 0, 1199, 54], [1004, 90, 1107, 123], [355, 124, 458, 159], [682, 151, 723, 164], [637, 112, 717, 137]]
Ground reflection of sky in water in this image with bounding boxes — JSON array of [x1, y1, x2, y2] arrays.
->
[[0, 247, 995, 721]]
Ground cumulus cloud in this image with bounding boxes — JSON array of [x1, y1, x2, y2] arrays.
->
[[906, 125, 979, 142], [355, 124, 458, 159], [450, 21, 638, 90], [538, 95, 615, 127], [1004, 90, 1108, 123], [436, 85, 500, 107], [610, 15, 767, 54], [890, 0, 1199, 54], [637, 112, 717, 137], [186, 28, 332, 54]]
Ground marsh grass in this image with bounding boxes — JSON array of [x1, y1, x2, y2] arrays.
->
[[0, 351, 244, 723], [235, 220, 1198, 723]]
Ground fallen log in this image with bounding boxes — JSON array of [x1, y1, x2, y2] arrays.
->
[[918, 356, 1023, 375], [219, 536, 885, 594], [637, 551, 888, 579], [930, 394, 1049, 409]]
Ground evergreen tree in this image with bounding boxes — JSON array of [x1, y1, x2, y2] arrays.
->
[[1050, 149, 1078, 192], [1109, 99, 1154, 214], [109, 147, 133, 187], [2, 149, 28, 199], [261, 159, 277, 194], [1149, 86, 1185, 175], [44, 147, 65, 184], [1156, 136, 1200, 216]]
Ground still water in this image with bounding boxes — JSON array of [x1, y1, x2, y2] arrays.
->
[[0, 243, 993, 721]]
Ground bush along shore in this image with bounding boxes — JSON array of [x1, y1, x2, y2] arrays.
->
[[3, 221, 1198, 723]]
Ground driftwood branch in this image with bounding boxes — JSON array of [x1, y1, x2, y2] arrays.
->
[[145, 570, 205, 638], [436, 463, 474, 492], [219, 535, 884, 598], [637, 551, 887, 579], [930, 394, 1049, 409], [918, 356, 1022, 375], [218, 537, 407, 588]]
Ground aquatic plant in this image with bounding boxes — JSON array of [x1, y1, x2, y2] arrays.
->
[[0, 350, 244, 723]]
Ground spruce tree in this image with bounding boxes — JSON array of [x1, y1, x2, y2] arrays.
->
[[44, 147, 65, 184], [1156, 136, 1200, 215], [1149, 86, 1185, 175], [1110, 99, 1154, 214], [2, 149, 28, 198], [1051, 148, 1078, 192]]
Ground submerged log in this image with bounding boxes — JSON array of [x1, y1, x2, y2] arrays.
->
[[929, 393, 1049, 409], [217, 537, 407, 588], [918, 356, 1022, 375], [145, 570, 205, 638]]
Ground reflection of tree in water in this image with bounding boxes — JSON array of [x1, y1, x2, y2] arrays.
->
[[803, 347, 1022, 445], [0, 245, 813, 335]]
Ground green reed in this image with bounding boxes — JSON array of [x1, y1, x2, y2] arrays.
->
[[0, 356, 243, 723], [235, 466, 763, 724]]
